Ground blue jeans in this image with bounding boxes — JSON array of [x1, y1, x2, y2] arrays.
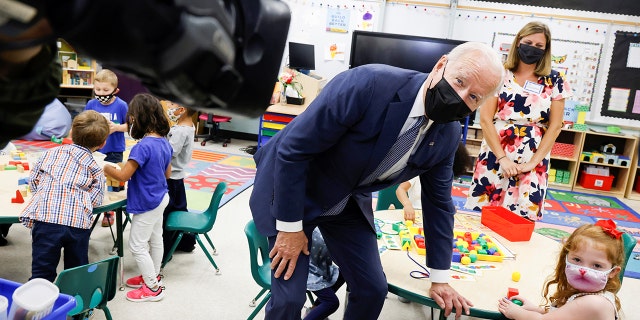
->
[[31, 221, 91, 281], [104, 152, 124, 164]]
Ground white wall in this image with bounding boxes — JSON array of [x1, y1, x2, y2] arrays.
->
[[232, 0, 640, 136]]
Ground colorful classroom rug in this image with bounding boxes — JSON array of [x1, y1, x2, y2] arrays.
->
[[10, 140, 256, 212], [451, 182, 640, 279]]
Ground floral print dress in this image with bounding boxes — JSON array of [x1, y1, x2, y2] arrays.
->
[[464, 69, 571, 220]]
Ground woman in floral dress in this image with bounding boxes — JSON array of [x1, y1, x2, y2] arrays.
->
[[465, 21, 571, 220]]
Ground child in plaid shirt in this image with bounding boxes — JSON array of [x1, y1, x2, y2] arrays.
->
[[20, 110, 110, 282]]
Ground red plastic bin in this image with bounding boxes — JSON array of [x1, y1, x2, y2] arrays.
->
[[579, 171, 614, 191], [481, 206, 534, 242], [0, 278, 76, 320]]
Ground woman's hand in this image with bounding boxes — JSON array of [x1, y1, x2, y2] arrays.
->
[[498, 157, 519, 178], [517, 162, 537, 174]]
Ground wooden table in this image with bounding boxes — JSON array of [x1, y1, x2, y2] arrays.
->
[[376, 209, 560, 319]]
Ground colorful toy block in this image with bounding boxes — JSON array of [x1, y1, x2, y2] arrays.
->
[[600, 143, 616, 154], [603, 153, 618, 165], [11, 190, 24, 203], [507, 287, 519, 299], [18, 178, 29, 185], [617, 156, 630, 167]]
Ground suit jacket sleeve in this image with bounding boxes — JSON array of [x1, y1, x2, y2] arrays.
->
[[420, 137, 457, 271], [270, 67, 378, 223]]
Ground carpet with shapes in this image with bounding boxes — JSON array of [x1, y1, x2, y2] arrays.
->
[[452, 182, 640, 279]]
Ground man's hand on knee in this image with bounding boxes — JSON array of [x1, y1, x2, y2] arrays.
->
[[269, 231, 309, 280]]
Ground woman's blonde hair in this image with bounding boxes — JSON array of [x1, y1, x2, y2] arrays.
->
[[542, 223, 625, 311], [504, 21, 552, 76]]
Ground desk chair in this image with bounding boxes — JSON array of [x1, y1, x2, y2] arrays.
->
[[161, 182, 227, 275], [196, 113, 232, 147], [244, 220, 315, 320], [54, 256, 120, 320], [376, 184, 403, 211]]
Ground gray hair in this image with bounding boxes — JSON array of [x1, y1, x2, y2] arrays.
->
[[448, 42, 504, 95]]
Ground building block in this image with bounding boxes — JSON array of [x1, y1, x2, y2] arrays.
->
[[507, 287, 519, 299], [11, 190, 24, 203], [590, 153, 605, 164], [18, 178, 28, 185], [617, 156, 630, 167], [603, 153, 618, 165], [600, 143, 616, 154]]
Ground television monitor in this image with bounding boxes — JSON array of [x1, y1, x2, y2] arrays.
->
[[349, 31, 465, 73], [288, 42, 315, 71]]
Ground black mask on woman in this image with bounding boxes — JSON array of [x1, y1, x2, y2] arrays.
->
[[424, 69, 472, 123], [517, 44, 545, 65]]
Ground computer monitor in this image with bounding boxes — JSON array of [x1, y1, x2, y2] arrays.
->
[[288, 42, 315, 72], [349, 31, 465, 73]]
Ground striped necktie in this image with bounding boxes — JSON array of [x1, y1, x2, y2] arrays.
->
[[322, 116, 426, 216]]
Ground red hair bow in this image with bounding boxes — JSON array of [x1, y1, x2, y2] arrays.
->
[[594, 219, 623, 239]]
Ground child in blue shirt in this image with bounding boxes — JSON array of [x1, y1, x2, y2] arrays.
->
[[104, 93, 172, 302], [84, 69, 128, 227]]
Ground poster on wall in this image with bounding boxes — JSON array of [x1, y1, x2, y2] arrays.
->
[[601, 31, 640, 120], [326, 8, 351, 33], [492, 33, 602, 108]]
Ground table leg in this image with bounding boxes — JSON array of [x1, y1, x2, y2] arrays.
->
[[115, 207, 125, 290]]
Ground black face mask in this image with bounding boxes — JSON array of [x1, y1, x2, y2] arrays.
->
[[95, 89, 117, 104], [517, 44, 545, 65], [424, 68, 473, 123]]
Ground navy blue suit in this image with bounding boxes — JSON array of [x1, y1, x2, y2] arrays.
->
[[250, 64, 460, 319]]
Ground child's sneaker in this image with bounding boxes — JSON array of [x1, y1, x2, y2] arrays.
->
[[126, 283, 165, 302], [125, 275, 162, 289], [101, 212, 114, 227]]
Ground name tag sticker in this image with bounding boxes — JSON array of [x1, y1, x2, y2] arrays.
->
[[523, 80, 544, 95]]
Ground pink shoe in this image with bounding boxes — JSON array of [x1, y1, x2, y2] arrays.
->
[[125, 274, 162, 289], [126, 283, 165, 302]]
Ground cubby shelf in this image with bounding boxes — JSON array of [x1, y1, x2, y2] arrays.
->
[[462, 126, 638, 199]]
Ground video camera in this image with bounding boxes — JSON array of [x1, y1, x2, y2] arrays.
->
[[1, 0, 291, 117]]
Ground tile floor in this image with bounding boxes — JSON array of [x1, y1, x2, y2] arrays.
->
[[1, 138, 639, 319]]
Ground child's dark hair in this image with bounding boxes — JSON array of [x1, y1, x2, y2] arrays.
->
[[72, 110, 110, 149], [128, 93, 170, 139]]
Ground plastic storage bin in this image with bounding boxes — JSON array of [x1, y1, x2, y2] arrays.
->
[[579, 171, 614, 191], [0, 278, 74, 320], [481, 206, 535, 242]]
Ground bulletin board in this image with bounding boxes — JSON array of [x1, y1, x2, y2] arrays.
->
[[280, 0, 385, 80], [600, 31, 640, 121], [492, 32, 603, 107]]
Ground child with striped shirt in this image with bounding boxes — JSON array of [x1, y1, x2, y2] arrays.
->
[[20, 110, 110, 282]]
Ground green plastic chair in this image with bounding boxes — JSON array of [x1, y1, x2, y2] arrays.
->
[[54, 256, 120, 320], [376, 184, 403, 211], [244, 220, 314, 320], [620, 232, 637, 283], [161, 182, 226, 275]]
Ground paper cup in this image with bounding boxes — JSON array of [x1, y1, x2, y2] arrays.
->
[[0, 295, 8, 320]]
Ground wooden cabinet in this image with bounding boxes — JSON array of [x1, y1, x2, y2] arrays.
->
[[58, 39, 97, 89], [625, 139, 640, 200], [574, 130, 637, 197], [462, 126, 638, 198], [548, 129, 585, 191], [463, 125, 483, 175]]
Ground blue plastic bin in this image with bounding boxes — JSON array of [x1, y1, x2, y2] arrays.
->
[[0, 278, 75, 320]]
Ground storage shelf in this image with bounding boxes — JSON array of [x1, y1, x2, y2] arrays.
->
[[579, 161, 630, 169], [463, 125, 640, 199]]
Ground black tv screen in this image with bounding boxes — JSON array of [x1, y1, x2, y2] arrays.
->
[[349, 31, 465, 73], [288, 42, 315, 71]]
